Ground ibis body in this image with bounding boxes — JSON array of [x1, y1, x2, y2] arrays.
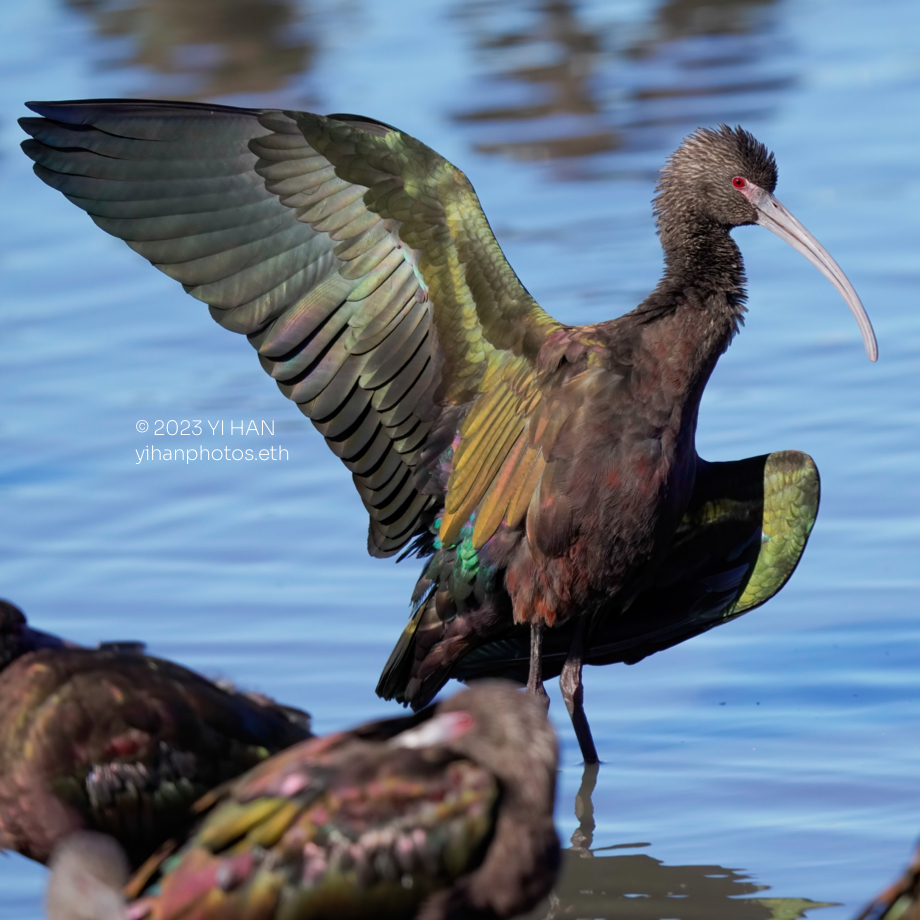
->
[[47, 683, 559, 920], [0, 601, 311, 867]]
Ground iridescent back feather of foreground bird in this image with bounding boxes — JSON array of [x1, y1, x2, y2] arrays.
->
[[45, 682, 559, 920]]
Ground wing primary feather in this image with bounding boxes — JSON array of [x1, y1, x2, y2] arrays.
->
[[266, 302, 359, 382], [370, 349, 430, 414], [123, 212, 299, 265], [312, 386, 369, 440], [392, 419, 432, 456], [92, 198, 283, 243], [65, 185, 268, 219], [344, 248, 405, 300], [366, 466, 414, 510], [309, 196, 370, 235], [334, 412, 383, 463], [354, 457, 405, 505], [147, 215, 308, 280], [385, 415, 421, 442], [32, 162, 257, 203], [254, 272, 353, 356], [308, 356, 366, 421], [332, 219, 388, 262], [359, 311, 428, 389], [346, 426, 393, 477], [329, 207, 379, 242], [358, 446, 402, 490], [180, 235, 330, 304]]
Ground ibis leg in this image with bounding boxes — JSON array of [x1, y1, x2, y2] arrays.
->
[[560, 619, 599, 764], [526, 621, 550, 710]]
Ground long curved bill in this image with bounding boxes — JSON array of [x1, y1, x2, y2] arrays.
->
[[745, 184, 878, 361]]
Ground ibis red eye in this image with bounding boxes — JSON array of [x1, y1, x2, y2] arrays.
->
[[732, 177, 746, 189]]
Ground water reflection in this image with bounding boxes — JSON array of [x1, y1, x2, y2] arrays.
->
[[520, 765, 834, 920], [63, 0, 314, 99], [525, 848, 832, 920], [453, 0, 619, 162], [624, 0, 794, 138], [452, 0, 794, 174], [642, 0, 777, 39]]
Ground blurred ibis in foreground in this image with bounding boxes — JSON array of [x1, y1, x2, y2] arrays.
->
[[19, 102, 876, 762], [0, 601, 312, 868], [46, 682, 559, 920]]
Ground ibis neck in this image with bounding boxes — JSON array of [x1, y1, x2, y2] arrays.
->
[[628, 222, 748, 421], [655, 212, 748, 301]]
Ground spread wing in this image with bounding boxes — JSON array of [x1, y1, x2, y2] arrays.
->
[[20, 100, 563, 556], [454, 450, 820, 681]]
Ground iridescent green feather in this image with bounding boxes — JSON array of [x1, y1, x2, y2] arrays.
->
[[704, 450, 819, 619]]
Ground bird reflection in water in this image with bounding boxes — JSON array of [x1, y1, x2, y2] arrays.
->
[[453, 0, 618, 165], [452, 0, 793, 177], [522, 764, 834, 920], [63, 0, 314, 100]]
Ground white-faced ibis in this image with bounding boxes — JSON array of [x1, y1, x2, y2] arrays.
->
[[0, 601, 312, 868], [854, 840, 920, 920], [19, 102, 876, 763], [46, 682, 559, 920]]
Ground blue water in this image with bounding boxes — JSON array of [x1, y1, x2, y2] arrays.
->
[[1, 0, 919, 916]]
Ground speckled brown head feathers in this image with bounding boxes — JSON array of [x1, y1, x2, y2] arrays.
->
[[655, 125, 778, 233]]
